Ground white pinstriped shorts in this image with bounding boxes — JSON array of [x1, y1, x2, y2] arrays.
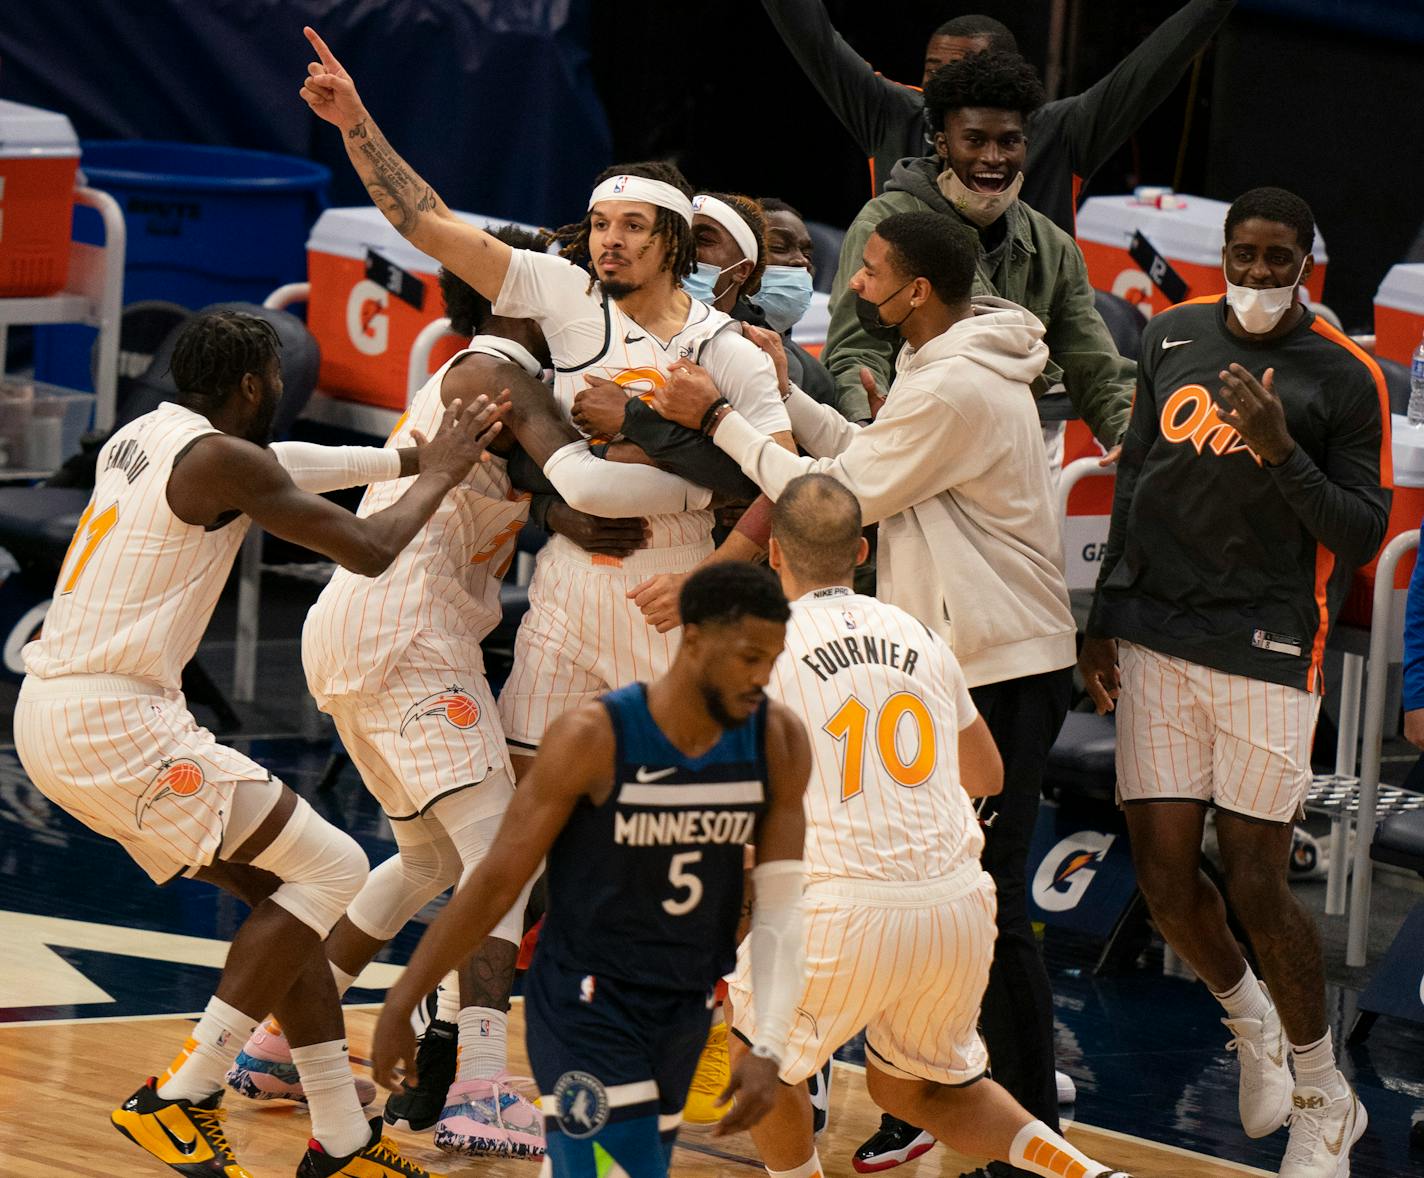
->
[[1115, 641, 1321, 823]]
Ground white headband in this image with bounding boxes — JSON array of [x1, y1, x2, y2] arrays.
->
[[691, 194, 758, 264], [588, 175, 693, 226]]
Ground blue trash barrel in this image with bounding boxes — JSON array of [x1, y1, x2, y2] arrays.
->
[[35, 141, 330, 393]]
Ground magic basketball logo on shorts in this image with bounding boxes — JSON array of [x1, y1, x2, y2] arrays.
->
[[135, 758, 206, 828], [1031, 831, 1116, 913], [1159, 384, 1261, 465], [399, 686, 481, 736]]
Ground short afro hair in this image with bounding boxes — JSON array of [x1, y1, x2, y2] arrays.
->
[[875, 211, 978, 307], [925, 50, 1046, 131], [439, 224, 548, 337], [679, 562, 790, 630], [1224, 187, 1316, 253], [932, 15, 1017, 54], [170, 310, 280, 402], [757, 196, 804, 221]]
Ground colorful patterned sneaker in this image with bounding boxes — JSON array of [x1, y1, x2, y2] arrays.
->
[[852, 1114, 937, 1173], [296, 1117, 446, 1177], [433, 1073, 545, 1159], [226, 1020, 377, 1108], [382, 1019, 458, 1133], [682, 1020, 732, 1125], [111, 1077, 254, 1177]]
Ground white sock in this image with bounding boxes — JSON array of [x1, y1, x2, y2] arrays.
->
[[290, 1039, 370, 1158], [1211, 965, 1272, 1022], [435, 974, 460, 1025], [766, 1151, 823, 1178], [1009, 1120, 1115, 1178], [157, 997, 258, 1102], [1291, 1030, 1346, 1097], [456, 1007, 508, 1083], [330, 961, 359, 996]]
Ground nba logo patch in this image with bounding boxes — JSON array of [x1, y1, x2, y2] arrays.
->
[[478, 1018, 491, 1037], [611, 176, 629, 194], [580, 974, 596, 1004], [552, 1070, 610, 1138], [691, 194, 707, 212], [842, 610, 858, 630]]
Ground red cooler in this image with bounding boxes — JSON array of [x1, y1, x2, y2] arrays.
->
[[1374, 264, 1424, 366], [0, 100, 81, 296]]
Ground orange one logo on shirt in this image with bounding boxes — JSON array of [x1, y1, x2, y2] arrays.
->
[[400, 686, 481, 736], [1159, 384, 1262, 465]]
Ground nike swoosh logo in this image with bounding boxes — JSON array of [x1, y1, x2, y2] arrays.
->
[[157, 1117, 199, 1156], [634, 765, 677, 783], [1325, 1096, 1356, 1155], [624, 333, 644, 344], [1161, 338, 1193, 350]]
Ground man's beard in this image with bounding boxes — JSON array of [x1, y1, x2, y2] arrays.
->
[[601, 277, 641, 301], [243, 390, 279, 446]]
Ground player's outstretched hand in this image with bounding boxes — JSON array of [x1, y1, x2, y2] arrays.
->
[[1216, 364, 1295, 467], [300, 26, 367, 132], [713, 1052, 780, 1137], [547, 502, 649, 558], [653, 359, 722, 430], [571, 375, 629, 439], [370, 1002, 419, 1092], [741, 323, 790, 398], [860, 367, 886, 420], [1079, 636, 1120, 715], [629, 572, 688, 633], [415, 392, 508, 486]]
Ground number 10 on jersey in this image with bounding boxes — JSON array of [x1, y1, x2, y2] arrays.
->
[[823, 691, 937, 801]]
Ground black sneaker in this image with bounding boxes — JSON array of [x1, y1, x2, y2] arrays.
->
[[296, 1116, 445, 1176], [807, 1059, 832, 1135], [851, 1113, 937, 1172], [382, 1019, 457, 1133]]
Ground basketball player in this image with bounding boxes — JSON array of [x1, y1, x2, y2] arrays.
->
[[13, 310, 504, 1178], [1079, 188, 1388, 1177], [726, 473, 1134, 1178], [368, 563, 812, 1177], [298, 26, 793, 780], [223, 227, 707, 1159]]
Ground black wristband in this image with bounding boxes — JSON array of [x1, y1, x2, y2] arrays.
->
[[699, 397, 731, 436]]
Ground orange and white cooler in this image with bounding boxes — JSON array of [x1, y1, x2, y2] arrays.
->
[[1374, 264, 1424, 366], [306, 206, 543, 410], [0, 100, 81, 297], [1076, 193, 1328, 319]]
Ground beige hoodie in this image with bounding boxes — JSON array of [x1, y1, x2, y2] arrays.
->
[[712, 296, 1076, 687]]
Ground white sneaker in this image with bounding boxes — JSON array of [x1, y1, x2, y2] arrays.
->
[[1223, 1005, 1292, 1137], [1279, 1084, 1367, 1177], [1056, 1070, 1077, 1105]]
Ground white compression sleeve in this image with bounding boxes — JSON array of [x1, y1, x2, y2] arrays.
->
[[747, 858, 806, 1062], [271, 440, 403, 493], [543, 441, 712, 516]]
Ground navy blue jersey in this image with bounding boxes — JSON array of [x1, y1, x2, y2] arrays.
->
[[537, 682, 768, 993]]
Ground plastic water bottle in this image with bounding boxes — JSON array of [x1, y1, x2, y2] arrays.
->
[[1410, 330, 1424, 426]]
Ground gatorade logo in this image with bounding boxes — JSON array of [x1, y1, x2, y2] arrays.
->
[[1111, 269, 1156, 318], [1031, 832, 1116, 912], [347, 279, 390, 356]]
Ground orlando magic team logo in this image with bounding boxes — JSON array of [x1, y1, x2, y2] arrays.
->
[[552, 1070, 610, 1138], [399, 685, 481, 736], [135, 757, 205, 828]]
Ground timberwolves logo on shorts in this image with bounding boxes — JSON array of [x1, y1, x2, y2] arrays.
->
[[552, 1070, 610, 1138], [399, 685, 480, 736], [135, 757, 206, 828]]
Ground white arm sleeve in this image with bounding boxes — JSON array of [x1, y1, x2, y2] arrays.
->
[[270, 441, 402, 494], [542, 441, 712, 516], [747, 858, 806, 1062]]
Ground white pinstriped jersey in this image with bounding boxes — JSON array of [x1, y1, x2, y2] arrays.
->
[[492, 249, 790, 553], [24, 402, 249, 690], [302, 341, 533, 703], [770, 588, 983, 882]]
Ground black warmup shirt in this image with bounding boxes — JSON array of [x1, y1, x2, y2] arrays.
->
[[1087, 299, 1391, 692]]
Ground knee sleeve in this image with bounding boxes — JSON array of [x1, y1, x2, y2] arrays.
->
[[448, 812, 534, 945], [346, 839, 462, 943], [249, 797, 369, 937]]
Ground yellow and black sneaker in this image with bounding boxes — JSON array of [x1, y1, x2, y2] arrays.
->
[[111, 1077, 254, 1177], [296, 1117, 447, 1177]]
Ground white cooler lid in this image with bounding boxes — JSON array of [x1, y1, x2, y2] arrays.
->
[[1376, 264, 1424, 314], [1393, 415, 1424, 488], [307, 205, 546, 275], [1077, 194, 1328, 267], [0, 99, 79, 160]]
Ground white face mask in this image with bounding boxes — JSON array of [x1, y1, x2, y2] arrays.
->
[[936, 168, 1024, 228], [1224, 258, 1307, 334]]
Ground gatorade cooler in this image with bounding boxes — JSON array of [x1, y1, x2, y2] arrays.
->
[[1374, 264, 1424, 366], [1076, 194, 1327, 319], [306, 207, 542, 410], [1338, 417, 1424, 631], [0, 100, 80, 296]]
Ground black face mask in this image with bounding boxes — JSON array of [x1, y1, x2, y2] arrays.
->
[[854, 280, 914, 342]]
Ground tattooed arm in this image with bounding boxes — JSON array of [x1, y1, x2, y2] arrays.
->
[[299, 26, 512, 299]]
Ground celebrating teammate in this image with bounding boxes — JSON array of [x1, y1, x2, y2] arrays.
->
[[727, 473, 1134, 1178], [14, 310, 504, 1178], [369, 563, 812, 1178], [1079, 188, 1389, 1177]]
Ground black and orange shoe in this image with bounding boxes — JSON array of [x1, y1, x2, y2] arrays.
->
[[111, 1077, 254, 1176], [296, 1117, 446, 1177]]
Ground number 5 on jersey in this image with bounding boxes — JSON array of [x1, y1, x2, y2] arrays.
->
[[824, 691, 937, 802], [58, 502, 119, 594]]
